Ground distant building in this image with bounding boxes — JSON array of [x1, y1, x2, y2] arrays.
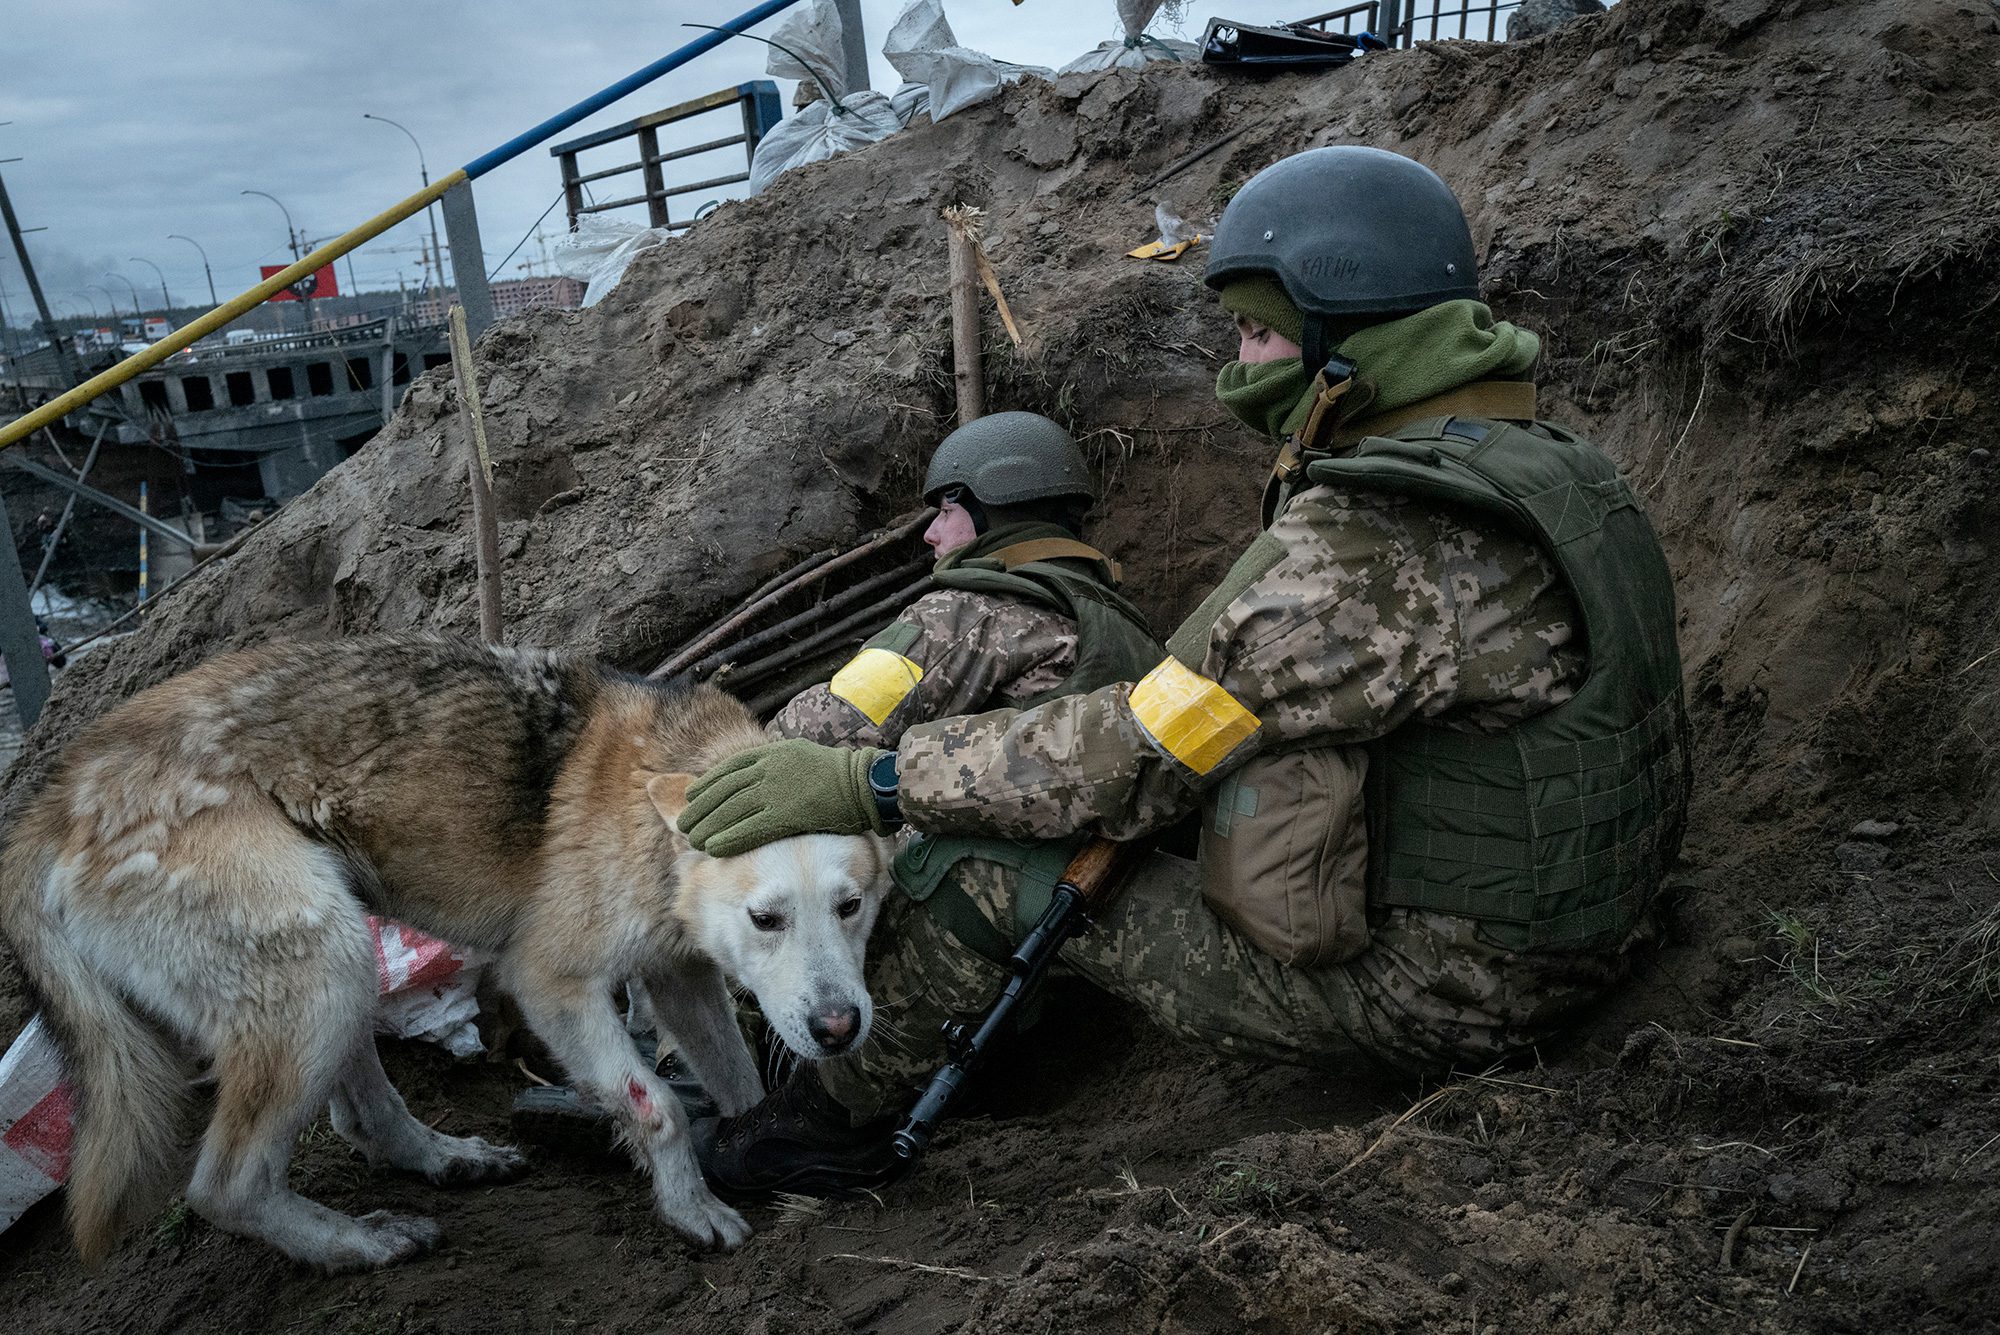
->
[[404, 275, 586, 325]]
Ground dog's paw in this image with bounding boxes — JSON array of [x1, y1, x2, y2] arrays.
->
[[428, 1135, 529, 1187], [660, 1188, 753, 1251], [315, 1211, 442, 1272]]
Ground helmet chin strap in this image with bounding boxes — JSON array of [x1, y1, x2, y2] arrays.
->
[[1263, 313, 1359, 518], [1294, 313, 1358, 457]]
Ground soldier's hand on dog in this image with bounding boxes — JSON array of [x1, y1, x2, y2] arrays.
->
[[680, 739, 887, 856]]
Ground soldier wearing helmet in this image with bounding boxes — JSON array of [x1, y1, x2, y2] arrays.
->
[[683, 148, 1690, 1199], [771, 410, 1161, 750]]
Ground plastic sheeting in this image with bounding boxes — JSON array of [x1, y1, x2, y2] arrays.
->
[[883, 0, 1053, 123], [550, 218, 675, 308], [0, 916, 486, 1234], [1061, 1, 1201, 74]]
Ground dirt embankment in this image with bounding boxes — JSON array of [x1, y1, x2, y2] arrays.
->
[[3, 1, 1999, 1331]]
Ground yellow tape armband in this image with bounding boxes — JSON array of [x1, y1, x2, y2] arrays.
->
[[828, 648, 925, 727], [1128, 657, 1260, 776]]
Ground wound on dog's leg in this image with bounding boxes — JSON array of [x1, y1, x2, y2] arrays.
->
[[626, 1077, 657, 1121]]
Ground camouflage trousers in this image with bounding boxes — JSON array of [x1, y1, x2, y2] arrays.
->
[[818, 847, 1647, 1122]]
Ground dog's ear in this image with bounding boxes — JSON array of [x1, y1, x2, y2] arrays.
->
[[642, 771, 695, 825]]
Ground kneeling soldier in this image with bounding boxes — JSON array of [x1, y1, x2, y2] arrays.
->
[[680, 147, 1691, 1197], [774, 410, 1162, 751]]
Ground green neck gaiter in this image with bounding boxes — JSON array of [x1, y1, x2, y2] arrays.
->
[[936, 520, 1080, 572], [1216, 358, 1316, 441], [1336, 299, 1539, 420]]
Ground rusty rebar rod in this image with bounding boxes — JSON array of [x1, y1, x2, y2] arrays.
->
[[684, 553, 933, 681], [723, 575, 934, 694], [649, 506, 936, 679]]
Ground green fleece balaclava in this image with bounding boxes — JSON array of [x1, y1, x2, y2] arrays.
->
[[1215, 277, 1316, 440], [1216, 277, 1541, 442]]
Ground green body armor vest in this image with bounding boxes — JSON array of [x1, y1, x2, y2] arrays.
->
[[1306, 416, 1692, 953], [889, 552, 1165, 953]]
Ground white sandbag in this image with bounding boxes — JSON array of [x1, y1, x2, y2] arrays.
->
[[550, 217, 675, 308], [748, 91, 902, 194], [889, 81, 932, 127], [0, 917, 487, 1234], [766, 0, 858, 100], [883, 0, 1052, 122], [1061, 0, 1201, 74]]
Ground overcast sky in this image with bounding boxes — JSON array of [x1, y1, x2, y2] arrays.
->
[[0, 0, 1407, 328]]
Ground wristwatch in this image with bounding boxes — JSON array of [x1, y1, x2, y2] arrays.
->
[[867, 750, 905, 833]]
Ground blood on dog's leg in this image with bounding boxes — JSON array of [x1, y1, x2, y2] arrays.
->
[[329, 1037, 526, 1185], [510, 965, 751, 1249], [641, 960, 764, 1117]]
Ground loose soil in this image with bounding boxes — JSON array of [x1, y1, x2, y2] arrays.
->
[[4, 0, 1999, 1330]]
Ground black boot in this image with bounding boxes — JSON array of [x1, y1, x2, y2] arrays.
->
[[696, 1066, 899, 1200]]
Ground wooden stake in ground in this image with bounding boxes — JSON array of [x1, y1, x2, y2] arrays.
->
[[943, 205, 986, 426], [447, 304, 504, 644]]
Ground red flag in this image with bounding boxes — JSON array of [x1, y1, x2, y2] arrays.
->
[[259, 264, 339, 302]]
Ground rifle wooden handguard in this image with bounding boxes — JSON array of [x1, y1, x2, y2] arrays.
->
[[1054, 836, 1148, 915]]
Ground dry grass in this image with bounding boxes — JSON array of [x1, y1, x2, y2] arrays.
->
[[1727, 135, 2000, 337]]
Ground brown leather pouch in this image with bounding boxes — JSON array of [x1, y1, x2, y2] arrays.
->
[[1197, 746, 1371, 967]]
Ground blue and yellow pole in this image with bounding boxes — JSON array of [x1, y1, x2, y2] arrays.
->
[[137, 480, 149, 603], [0, 0, 807, 452]]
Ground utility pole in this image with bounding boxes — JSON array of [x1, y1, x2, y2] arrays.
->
[[0, 163, 85, 389]]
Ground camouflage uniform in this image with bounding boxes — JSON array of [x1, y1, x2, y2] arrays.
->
[[770, 589, 1077, 748], [820, 479, 1647, 1119]]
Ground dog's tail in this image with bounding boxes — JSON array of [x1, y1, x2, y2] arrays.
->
[[3, 848, 190, 1267]]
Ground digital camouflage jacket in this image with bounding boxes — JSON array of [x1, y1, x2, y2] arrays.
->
[[893, 481, 1586, 838]]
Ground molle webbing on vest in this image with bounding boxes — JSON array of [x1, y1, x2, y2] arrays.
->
[[1307, 417, 1690, 953]]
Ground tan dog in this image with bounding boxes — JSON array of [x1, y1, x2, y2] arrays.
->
[[0, 635, 889, 1272]]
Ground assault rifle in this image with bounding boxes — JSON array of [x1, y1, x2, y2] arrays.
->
[[891, 836, 1149, 1164]]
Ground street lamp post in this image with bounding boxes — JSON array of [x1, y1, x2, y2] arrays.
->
[[84, 285, 114, 322], [104, 272, 141, 324], [167, 233, 219, 307], [241, 188, 312, 329], [364, 113, 450, 292], [129, 256, 172, 318]]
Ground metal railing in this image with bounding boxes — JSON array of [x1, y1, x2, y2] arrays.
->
[[0, 0, 812, 454], [1298, 0, 1527, 45], [551, 83, 782, 233]]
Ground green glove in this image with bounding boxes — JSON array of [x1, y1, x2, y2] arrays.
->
[[677, 739, 885, 857]]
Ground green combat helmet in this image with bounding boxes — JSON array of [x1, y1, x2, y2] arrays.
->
[[1205, 146, 1479, 372], [922, 411, 1094, 509]]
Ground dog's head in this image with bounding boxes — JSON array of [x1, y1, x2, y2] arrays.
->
[[646, 774, 890, 1061]]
